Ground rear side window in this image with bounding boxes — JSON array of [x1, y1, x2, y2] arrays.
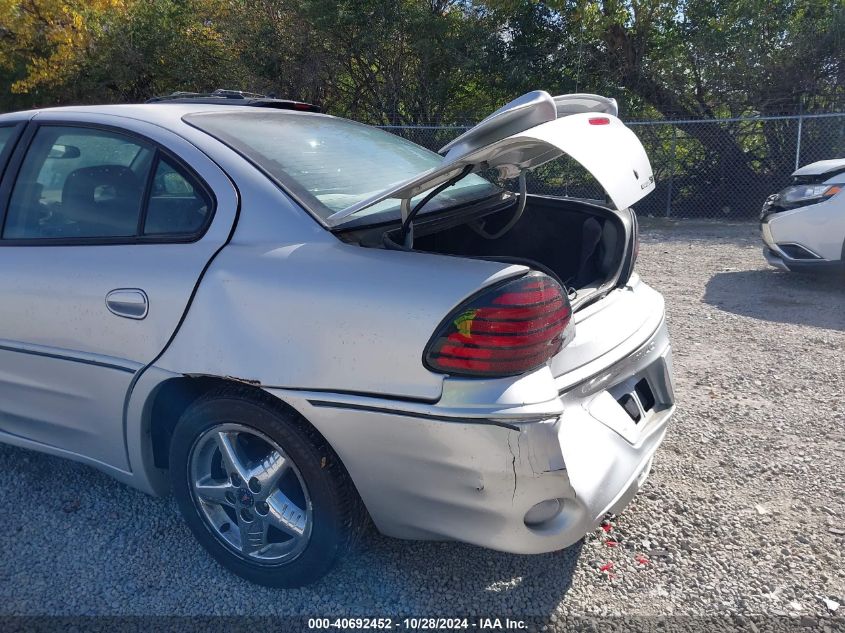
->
[[1, 125, 213, 241], [3, 127, 153, 239], [144, 157, 211, 235]]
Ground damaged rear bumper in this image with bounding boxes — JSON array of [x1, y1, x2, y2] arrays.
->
[[265, 298, 674, 554]]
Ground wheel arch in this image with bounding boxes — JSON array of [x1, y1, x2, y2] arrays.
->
[[130, 373, 363, 507]]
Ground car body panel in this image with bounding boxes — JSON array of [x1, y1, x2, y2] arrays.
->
[[549, 273, 664, 385], [505, 113, 655, 211], [260, 284, 672, 550], [0, 350, 138, 474], [154, 239, 526, 401], [0, 111, 238, 470]]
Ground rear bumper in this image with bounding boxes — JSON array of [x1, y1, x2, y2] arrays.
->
[[266, 280, 675, 554]]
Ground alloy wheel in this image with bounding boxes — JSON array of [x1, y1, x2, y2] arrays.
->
[[188, 423, 312, 563]]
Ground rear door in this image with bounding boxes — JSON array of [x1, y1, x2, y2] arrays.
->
[[0, 113, 238, 472]]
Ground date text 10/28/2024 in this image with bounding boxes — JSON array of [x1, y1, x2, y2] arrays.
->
[[308, 618, 528, 630]]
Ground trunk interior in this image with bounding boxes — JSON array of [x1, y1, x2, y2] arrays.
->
[[342, 195, 629, 309], [413, 196, 624, 292]]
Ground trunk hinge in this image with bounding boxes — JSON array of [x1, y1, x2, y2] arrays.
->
[[470, 172, 528, 240], [398, 164, 474, 250]]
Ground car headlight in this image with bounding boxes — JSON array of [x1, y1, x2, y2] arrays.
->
[[778, 183, 842, 209]]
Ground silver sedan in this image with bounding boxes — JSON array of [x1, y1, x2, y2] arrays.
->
[[0, 90, 674, 587]]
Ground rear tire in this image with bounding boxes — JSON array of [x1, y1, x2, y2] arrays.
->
[[169, 385, 365, 587]]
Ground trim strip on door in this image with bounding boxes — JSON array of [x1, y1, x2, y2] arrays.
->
[[0, 341, 140, 373]]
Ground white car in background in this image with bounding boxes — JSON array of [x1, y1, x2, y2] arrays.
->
[[761, 158, 845, 272]]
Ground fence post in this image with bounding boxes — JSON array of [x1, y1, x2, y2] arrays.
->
[[665, 125, 677, 218], [795, 114, 803, 171]]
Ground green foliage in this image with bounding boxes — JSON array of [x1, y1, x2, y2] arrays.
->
[[1, 0, 842, 120], [0, 0, 128, 107], [0, 0, 842, 204], [74, 0, 247, 103]]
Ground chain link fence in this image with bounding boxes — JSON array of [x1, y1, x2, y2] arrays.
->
[[380, 113, 845, 220]]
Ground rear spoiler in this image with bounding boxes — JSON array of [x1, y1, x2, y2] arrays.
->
[[439, 91, 617, 161], [552, 93, 618, 118]]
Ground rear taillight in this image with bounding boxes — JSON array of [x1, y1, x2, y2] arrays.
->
[[424, 272, 574, 378]]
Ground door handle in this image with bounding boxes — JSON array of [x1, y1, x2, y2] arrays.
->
[[105, 289, 149, 320]]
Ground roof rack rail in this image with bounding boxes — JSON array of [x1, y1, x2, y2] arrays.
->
[[145, 89, 321, 112]]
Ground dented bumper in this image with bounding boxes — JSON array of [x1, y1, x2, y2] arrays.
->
[[265, 282, 675, 554]]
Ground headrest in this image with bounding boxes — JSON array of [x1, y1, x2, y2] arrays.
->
[[62, 165, 141, 208]]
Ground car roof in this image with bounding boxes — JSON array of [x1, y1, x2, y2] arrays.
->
[[0, 103, 329, 128], [145, 91, 320, 111]]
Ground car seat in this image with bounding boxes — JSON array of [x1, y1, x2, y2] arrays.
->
[[61, 165, 143, 237]]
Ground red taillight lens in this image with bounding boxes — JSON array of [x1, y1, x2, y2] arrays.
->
[[424, 272, 574, 378]]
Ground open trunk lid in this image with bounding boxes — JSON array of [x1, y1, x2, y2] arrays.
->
[[327, 90, 655, 227]]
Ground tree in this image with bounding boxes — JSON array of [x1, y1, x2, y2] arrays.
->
[[227, 0, 493, 124], [71, 0, 247, 103], [591, 0, 844, 209], [0, 0, 126, 105]]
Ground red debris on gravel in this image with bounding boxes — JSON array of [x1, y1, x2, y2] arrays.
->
[[636, 555, 650, 565], [605, 540, 619, 547], [599, 562, 614, 573]]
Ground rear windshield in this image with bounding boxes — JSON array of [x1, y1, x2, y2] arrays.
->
[[184, 111, 499, 224]]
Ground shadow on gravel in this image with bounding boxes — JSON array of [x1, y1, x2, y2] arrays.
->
[[704, 269, 845, 331], [0, 442, 582, 617], [325, 528, 583, 616]]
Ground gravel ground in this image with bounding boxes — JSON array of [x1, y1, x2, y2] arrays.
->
[[0, 221, 843, 626]]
